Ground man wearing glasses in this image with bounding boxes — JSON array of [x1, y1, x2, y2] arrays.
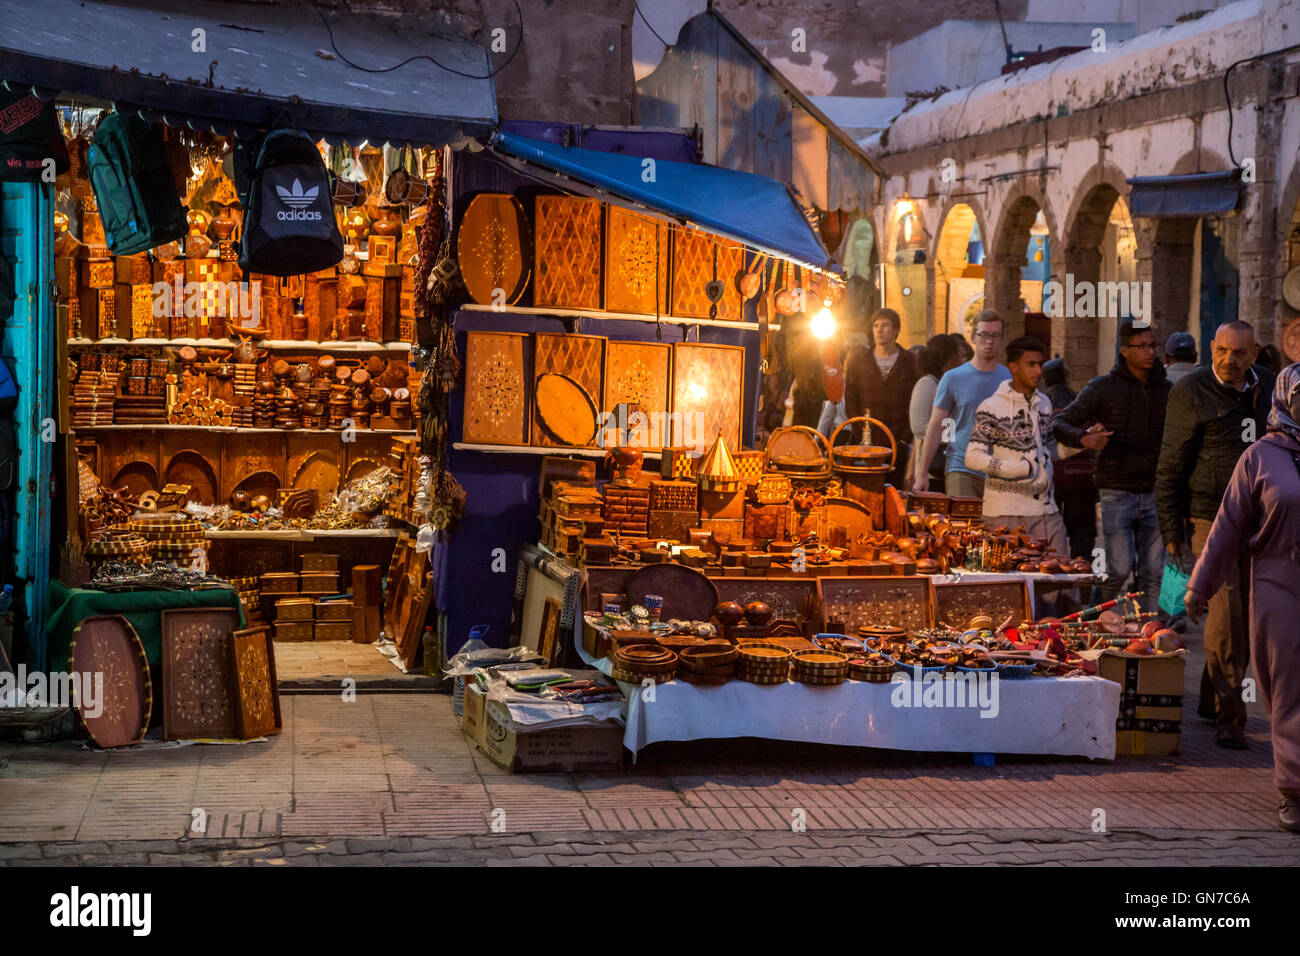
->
[[1156, 320, 1273, 749], [1055, 322, 1172, 621], [913, 310, 1012, 498]]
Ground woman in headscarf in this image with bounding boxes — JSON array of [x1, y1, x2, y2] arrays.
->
[[1185, 363, 1300, 832]]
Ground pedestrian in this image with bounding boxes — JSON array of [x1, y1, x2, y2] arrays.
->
[[844, 307, 919, 485], [1258, 343, 1285, 377], [913, 310, 1011, 497], [1183, 363, 1300, 830], [1042, 357, 1097, 561], [965, 336, 1070, 563], [1156, 320, 1274, 749], [904, 334, 963, 488], [1164, 331, 1198, 384], [1054, 321, 1171, 616]]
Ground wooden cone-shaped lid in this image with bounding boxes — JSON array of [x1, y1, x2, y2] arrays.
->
[[698, 433, 741, 491]]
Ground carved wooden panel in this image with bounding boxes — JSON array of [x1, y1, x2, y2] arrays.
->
[[603, 340, 670, 422], [160, 430, 224, 506], [219, 432, 285, 503], [343, 432, 395, 484], [463, 331, 531, 445], [670, 227, 743, 321], [604, 206, 667, 314], [816, 576, 934, 633], [533, 195, 602, 310], [670, 342, 744, 450], [230, 625, 281, 739], [68, 615, 151, 748], [98, 430, 160, 496], [288, 432, 342, 499], [532, 332, 604, 447], [161, 607, 238, 740], [933, 581, 1031, 631], [457, 193, 530, 306], [714, 577, 819, 623]]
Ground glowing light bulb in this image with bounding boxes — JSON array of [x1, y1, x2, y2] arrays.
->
[[811, 305, 836, 340]]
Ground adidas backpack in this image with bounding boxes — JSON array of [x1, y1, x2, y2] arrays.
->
[[86, 112, 187, 255], [238, 129, 343, 276]]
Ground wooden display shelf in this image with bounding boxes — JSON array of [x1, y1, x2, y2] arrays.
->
[[67, 337, 411, 352], [458, 303, 781, 332], [453, 442, 662, 459], [204, 529, 401, 541], [72, 424, 416, 435]]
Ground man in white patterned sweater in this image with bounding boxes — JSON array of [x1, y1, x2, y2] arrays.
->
[[965, 336, 1070, 561]]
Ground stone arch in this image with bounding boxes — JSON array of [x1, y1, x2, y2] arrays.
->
[[882, 197, 930, 345], [1272, 156, 1300, 347], [987, 183, 1058, 342], [929, 197, 989, 340]]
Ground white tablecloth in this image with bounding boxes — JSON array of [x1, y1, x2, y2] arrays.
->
[[577, 641, 1117, 760]]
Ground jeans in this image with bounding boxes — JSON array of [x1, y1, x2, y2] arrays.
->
[[1097, 489, 1164, 615], [945, 470, 985, 498]]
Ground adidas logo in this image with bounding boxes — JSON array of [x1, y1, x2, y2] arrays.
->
[[276, 179, 318, 209]]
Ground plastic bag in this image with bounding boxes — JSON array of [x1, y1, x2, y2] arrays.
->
[[1158, 560, 1191, 617]]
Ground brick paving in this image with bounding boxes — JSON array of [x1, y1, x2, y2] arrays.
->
[[1, 632, 1297, 865]]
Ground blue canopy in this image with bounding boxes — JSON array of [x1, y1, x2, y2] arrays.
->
[[490, 131, 835, 272], [1126, 170, 1241, 219]]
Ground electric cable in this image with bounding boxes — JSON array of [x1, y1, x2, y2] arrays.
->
[[635, 1, 670, 49]]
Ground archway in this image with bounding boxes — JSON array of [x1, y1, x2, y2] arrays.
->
[[883, 198, 929, 346], [1062, 182, 1137, 386], [932, 202, 981, 339], [988, 193, 1050, 342]]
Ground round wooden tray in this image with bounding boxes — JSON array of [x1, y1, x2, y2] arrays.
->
[[68, 615, 152, 748], [679, 645, 738, 668], [791, 650, 850, 672], [626, 563, 719, 624], [737, 645, 791, 663], [612, 666, 677, 684], [535, 372, 598, 446], [793, 671, 847, 686], [456, 192, 530, 307]]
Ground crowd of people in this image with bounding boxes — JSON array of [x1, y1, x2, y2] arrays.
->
[[777, 307, 1298, 832]]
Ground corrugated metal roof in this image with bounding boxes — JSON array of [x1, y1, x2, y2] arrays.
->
[[0, 0, 497, 144]]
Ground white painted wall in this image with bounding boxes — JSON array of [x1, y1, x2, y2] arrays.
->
[[1027, 0, 1240, 34]]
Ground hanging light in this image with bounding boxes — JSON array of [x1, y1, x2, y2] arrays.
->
[[811, 301, 836, 340]]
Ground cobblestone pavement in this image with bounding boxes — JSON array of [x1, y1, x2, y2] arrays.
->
[[1, 633, 1297, 865]]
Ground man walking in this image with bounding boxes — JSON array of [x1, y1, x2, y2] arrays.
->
[[1054, 322, 1172, 615], [966, 337, 1069, 560], [1156, 320, 1273, 749], [1042, 358, 1097, 560], [844, 308, 918, 487], [913, 310, 1010, 498]]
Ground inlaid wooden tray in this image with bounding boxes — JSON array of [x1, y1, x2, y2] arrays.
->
[[713, 577, 818, 623], [68, 615, 152, 748], [532, 332, 604, 447], [670, 227, 743, 321], [457, 192, 530, 306], [603, 340, 670, 421], [160, 607, 238, 740], [670, 342, 744, 450], [933, 581, 1031, 631], [605, 206, 667, 314], [534, 195, 602, 310], [463, 331, 531, 445], [230, 625, 281, 739], [534, 373, 598, 446], [626, 563, 718, 622], [817, 576, 934, 633]]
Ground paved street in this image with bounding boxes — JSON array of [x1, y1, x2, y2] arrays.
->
[[1, 635, 1297, 865]]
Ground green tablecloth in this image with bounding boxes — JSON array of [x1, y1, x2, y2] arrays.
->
[[46, 580, 245, 672]]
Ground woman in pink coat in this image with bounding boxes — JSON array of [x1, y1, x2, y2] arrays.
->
[[1186, 363, 1300, 832]]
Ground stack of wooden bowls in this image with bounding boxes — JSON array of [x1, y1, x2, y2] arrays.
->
[[735, 644, 791, 684], [791, 650, 850, 685], [677, 642, 738, 685], [611, 644, 678, 684]]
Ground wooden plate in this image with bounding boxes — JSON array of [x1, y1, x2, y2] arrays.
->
[[625, 563, 719, 623], [456, 193, 530, 307], [534, 372, 598, 447], [68, 615, 152, 748]]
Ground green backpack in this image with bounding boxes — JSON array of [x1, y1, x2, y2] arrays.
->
[[86, 112, 187, 255]]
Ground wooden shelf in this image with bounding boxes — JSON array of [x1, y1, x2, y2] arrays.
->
[[458, 303, 780, 332], [67, 337, 412, 352], [204, 528, 401, 541], [72, 424, 416, 435], [453, 442, 662, 459]]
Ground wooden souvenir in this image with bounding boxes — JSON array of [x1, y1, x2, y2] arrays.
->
[[160, 607, 239, 740], [220, 431, 285, 503], [670, 342, 743, 451], [602, 340, 670, 428], [604, 206, 667, 314], [534, 373, 598, 447], [670, 227, 743, 320], [304, 273, 337, 342], [84, 257, 114, 290], [288, 432, 342, 500], [274, 621, 314, 642], [817, 576, 934, 634], [531, 331, 604, 446], [100, 431, 160, 496], [646, 510, 696, 542], [275, 597, 315, 621], [303, 553, 340, 573], [230, 625, 280, 738], [364, 274, 400, 342], [82, 210, 105, 247], [352, 605, 381, 644], [395, 571, 435, 670], [457, 192, 530, 306], [114, 255, 151, 285], [68, 615, 152, 748], [933, 581, 1031, 631], [463, 331, 531, 445], [744, 502, 787, 540], [625, 563, 718, 622], [533, 194, 602, 309]]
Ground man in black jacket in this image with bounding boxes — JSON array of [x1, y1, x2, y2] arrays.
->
[[1155, 320, 1272, 748], [1054, 322, 1172, 615]]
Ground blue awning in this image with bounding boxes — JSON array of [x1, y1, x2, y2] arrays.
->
[[1126, 170, 1241, 219], [0, 0, 497, 145], [490, 131, 835, 272]]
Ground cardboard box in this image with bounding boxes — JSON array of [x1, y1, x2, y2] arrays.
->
[[465, 691, 624, 773], [1097, 649, 1186, 756]]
